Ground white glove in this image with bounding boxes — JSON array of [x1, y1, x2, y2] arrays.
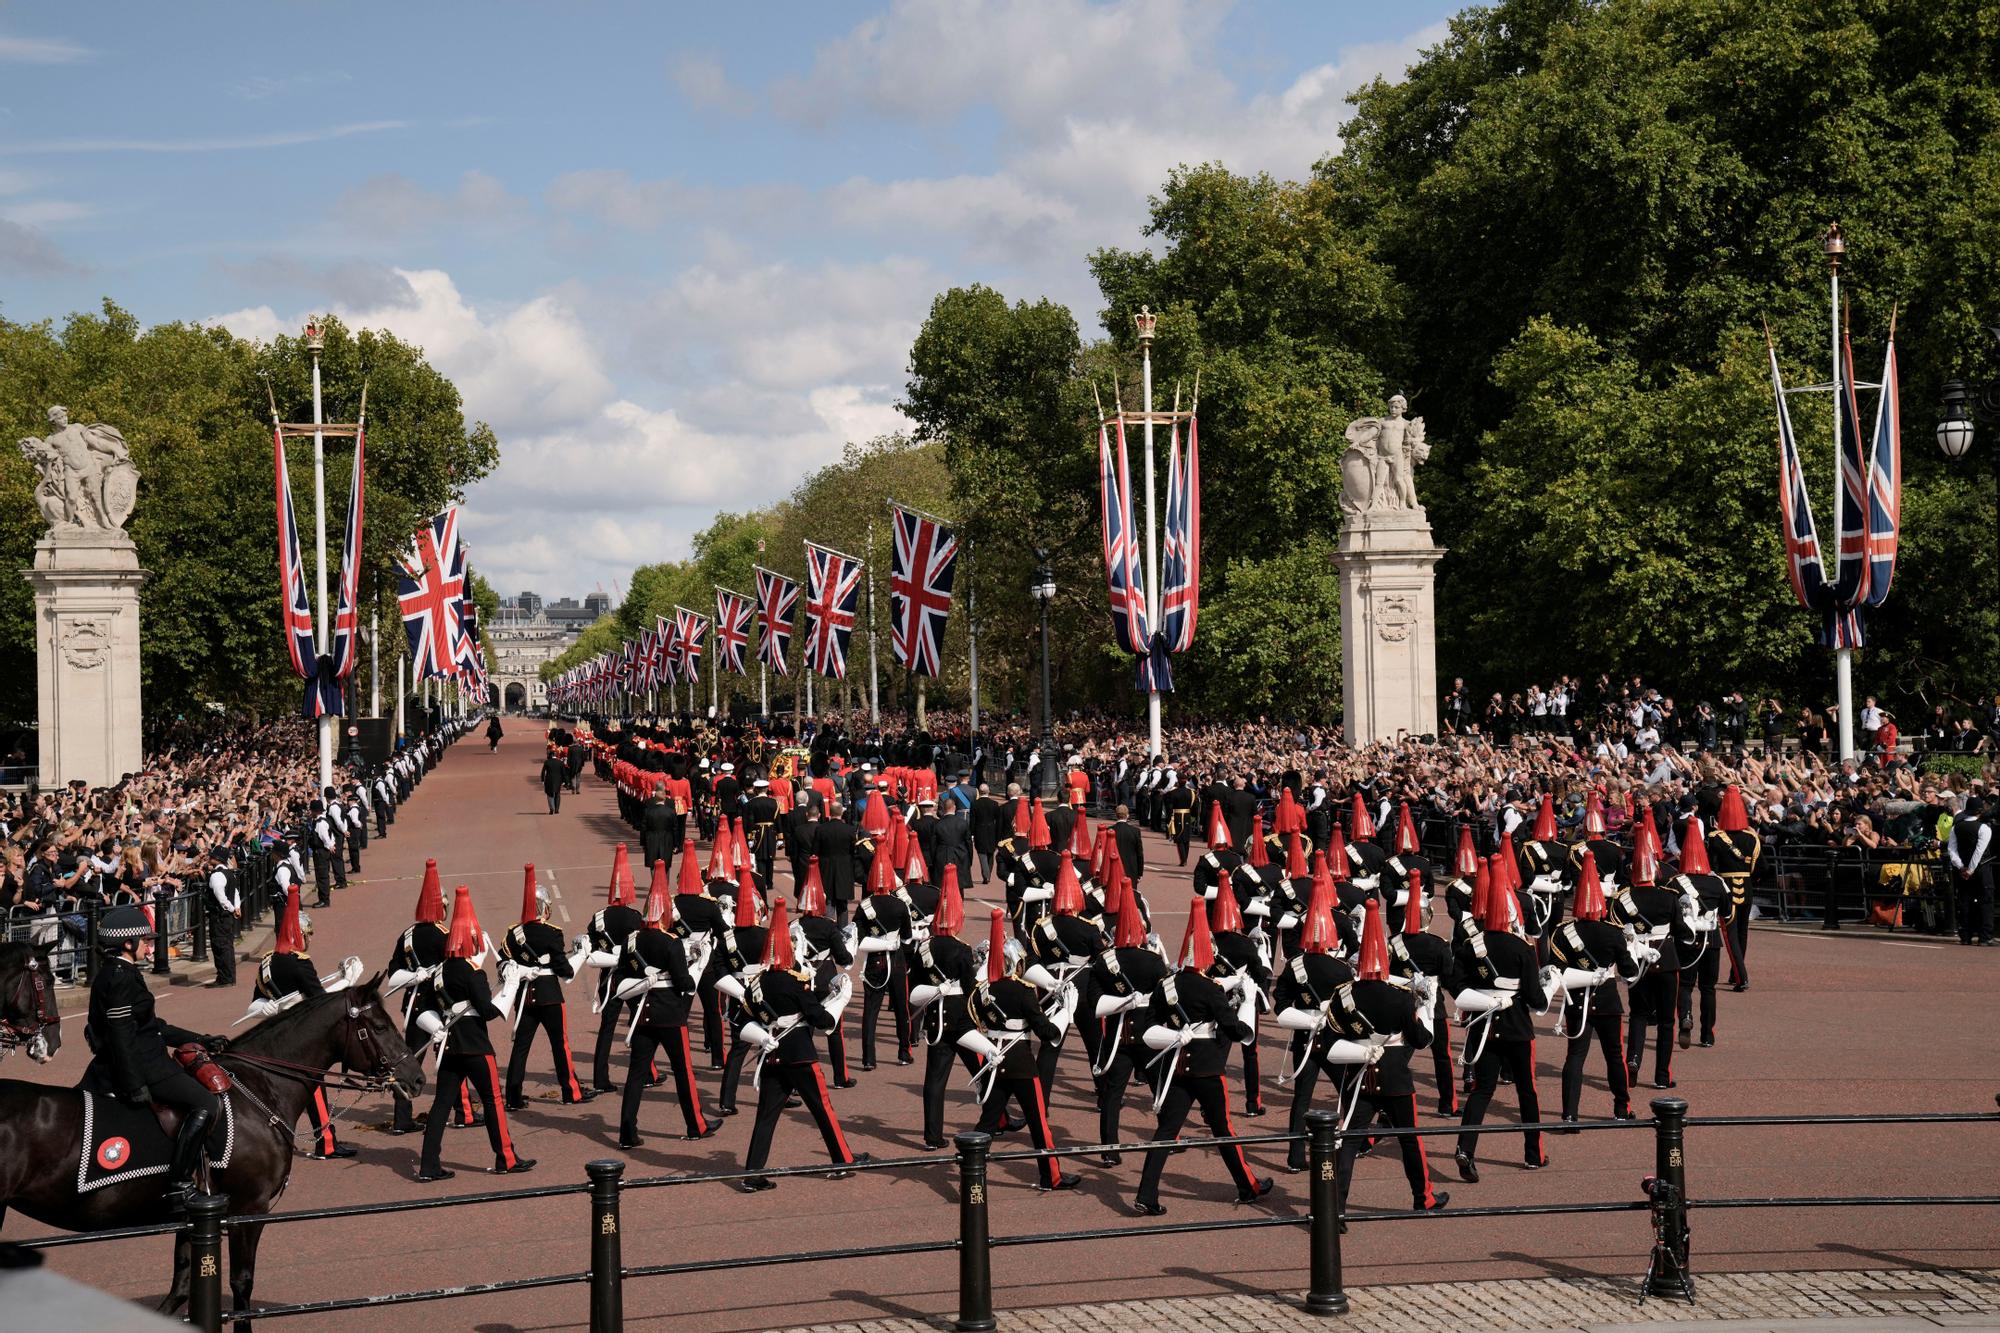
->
[[1560, 966, 1606, 992], [1276, 1005, 1322, 1032], [909, 983, 942, 1010], [1021, 884, 1053, 903], [415, 1009, 445, 1040], [385, 968, 419, 993], [823, 972, 855, 1020], [857, 933, 899, 954], [1023, 963, 1060, 991], [1453, 988, 1510, 1015], [587, 950, 621, 970], [1323, 1038, 1382, 1065], [1095, 991, 1143, 1019], [1276, 913, 1300, 931], [1141, 1023, 1190, 1052], [1244, 899, 1271, 917]]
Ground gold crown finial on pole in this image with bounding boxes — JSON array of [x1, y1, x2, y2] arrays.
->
[[1134, 305, 1156, 344]]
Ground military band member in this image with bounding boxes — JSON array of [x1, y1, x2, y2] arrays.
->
[[500, 865, 592, 1109], [793, 866, 858, 1087], [1708, 786, 1760, 988], [909, 870, 983, 1149], [1333, 900, 1448, 1213], [1610, 830, 1686, 1089], [1452, 870, 1549, 1182], [1389, 868, 1459, 1115], [1026, 855, 1107, 1088], [855, 854, 916, 1068], [251, 887, 360, 1158], [1671, 819, 1729, 1049], [585, 846, 655, 1094], [672, 850, 731, 1067], [964, 909, 1075, 1191], [1549, 852, 1641, 1127], [1273, 873, 1357, 1173], [416, 886, 533, 1181], [614, 869, 713, 1148], [386, 861, 451, 1135]]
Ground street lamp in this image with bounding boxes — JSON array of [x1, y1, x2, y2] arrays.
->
[[1935, 324, 2000, 614], [1031, 551, 1059, 799]]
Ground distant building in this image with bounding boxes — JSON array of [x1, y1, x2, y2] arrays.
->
[[487, 591, 607, 712]]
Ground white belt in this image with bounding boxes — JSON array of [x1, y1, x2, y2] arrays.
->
[[999, 1019, 1027, 1032], [1493, 977, 1521, 992], [1645, 925, 1671, 941], [1184, 1021, 1218, 1039]]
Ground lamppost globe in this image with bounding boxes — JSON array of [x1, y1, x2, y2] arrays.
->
[[1937, 381, 1975, 459]]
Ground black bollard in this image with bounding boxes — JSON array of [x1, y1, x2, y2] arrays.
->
[[953, 1131, 996, 1333], [1304, 1109, 1349, 1315], [151, 889, 172, 976], [1645, 1096, 1694, 1301], [587, 1158, 625, 1333], [186, 1192, 228, 1333]]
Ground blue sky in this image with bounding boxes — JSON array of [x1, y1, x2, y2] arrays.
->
[[0, 1, 1458, 598]]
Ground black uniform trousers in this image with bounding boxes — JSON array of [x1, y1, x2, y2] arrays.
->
[[204, 905, 237, 985], [376, 802, 390, 837], [1033, 984, 1101, 1090], [347, 826, 363, 873], [1137, 1073, 1261, 1208], [419, 1051, 521, 1172], [974, 1073, 1063, 1187], [1338, 1090, 1438, 1210], [1094, 1041, 1145, 1158], [1958, 869, 1995, 944], [921, 1038, 984, 1146], [1430, 992, 1457, 1113], [311, 848, 333, 907], [1284, 1037, 1362, 1171], [593, 995, 658, 1091], [1677, 941, 1720, 1043], [699, 976, 727, 1064], [745, 1059, 854, 1170], [1560, 1010, 1632, 1118], [1724, 891, 1752, 986], [860, 955, 912, 1064], [621, 1021, 709, 1137], [505, 1002, 587, 1104], [1457, 1037, 1544, 1162], [1235, 1034, 1263, 1113], [1625, 969, 1678, 1083]]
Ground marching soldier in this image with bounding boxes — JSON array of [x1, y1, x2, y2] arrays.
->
[[746, 778, 782, 892], [1549, 852, 1641, 1127], [1025, 855, 1107, 1089], [854, 853, 916, 1069], [1132, 901, 1272, 1216], [1333, 900, 1449, 1214], [614, 866, 714, 1148], [252, 886, 361, 1158], [713, 886, 772, 1117], [1389, 868, 1459, 1115], [716, 899, 869, 1192], [1672, 820, 1728, 1050], [793, 865, 859, 1088], [1452, 869, 1549, 1181], [1610, 826, 1686, 1089], [585, 845, 656, 1094], [909, 869, 983, 1149], [416, 886, 534, 1181], [1516, 795, 1566, 958], [500, 865, 592, 1109], [964, 909, 1075, 1191], [1708, 786, 1760, 987], [1273, 872, 1357, 1173], [1204, 875, 1270, 1117], [386, 860, 452, 1136], [1086, 890, 1170, 1165], [671, 850, 731, 1067]]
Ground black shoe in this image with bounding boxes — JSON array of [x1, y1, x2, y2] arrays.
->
[[387, 1124, 420, 1137], [1132, 1199, 1167, 1217], [737, 1175, 775, 1193], [1613, 1106, 1636, 1121], [1554, 1115, 1580, 1135], [489, 1158, 537, 1175], [593, 1083, 617, 1095], [565, 1089, 599, 1105], [1038, 1176, 1081, 1193], [414, 1167, 456, 1183], [924, 1138, 950, 1151], [785, 1094, 803, 1109], [1678, 1024, 1691, 1050], [897, 1056, 915, 1066], [1417, 1192, 1450, 1212], [455, 1115, 486, 1129], [1100, 1152, 1123, 1168], [683, 1125, 719, 1141], [1436, 1097, 1458, 1117], [1524, 1151, 1550, 1169], [826, 1152, 873, 1180], [1283, 1159, 1306, 1175], [1653, 1077, 1676, 1089], [834, 1078, 858, 1089], [859, 1061, 877, 1072], [307, 1144, 359, 1160], [504, 1098, 528, 1111], [1234, 1178, 1275, 1204], [1454, 1150, 1479, 1183], [1242, 1105, 1268, 1118], [1001, 1115, 1027, 1133], [618, 1131, 643, 1150], [717, 1104, 738, 1117], [1625, 1063, 1641, 1086], [1730, 982, 1748, 993], [1699, 1037, 1715, 1048]]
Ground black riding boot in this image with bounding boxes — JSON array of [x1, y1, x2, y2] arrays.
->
[[166, 1108, 213, 1213]]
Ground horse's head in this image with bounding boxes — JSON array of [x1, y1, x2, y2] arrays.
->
[[0, 942, 63, 1064], [337, 973, 425, 1101]]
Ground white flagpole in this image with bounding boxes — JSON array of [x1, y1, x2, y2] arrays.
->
[[1828, 229, 1855, 763], [395, 653, 404, 739], [1138, 309, 1163, 762], [866, 520, 880, 727], [967, 544, 980, 735], [370, 596, 380, 718], [308, 324, 334, 790]]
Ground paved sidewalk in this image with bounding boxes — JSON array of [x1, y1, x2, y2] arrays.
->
[[777, 1268, 2000, 1332]]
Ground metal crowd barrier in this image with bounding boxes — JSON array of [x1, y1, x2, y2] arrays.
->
[[17, 1098, 1996, 1331]]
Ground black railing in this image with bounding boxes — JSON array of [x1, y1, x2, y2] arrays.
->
[[19, 1097, 1998, 1331]]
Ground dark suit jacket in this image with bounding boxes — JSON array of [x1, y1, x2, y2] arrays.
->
[[971, 795, 1005, 853], [1112, 820, 1145, 882], [540, 756, 568, 796], [933, 812, 973, 883], [812, 819, 860, 900]]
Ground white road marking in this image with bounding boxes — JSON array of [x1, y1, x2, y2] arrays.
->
[[547, 868, 570, 923]]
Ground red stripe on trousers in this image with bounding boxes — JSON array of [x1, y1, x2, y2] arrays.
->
[[678, 1027, 708, 1134], [810, 1064, 854, 1164], [484, 1056, 518, 1167], [1030, 1076, 1061, 1187], [312, 1086, 335, 1155], [1216, 1075, 1258, 1190], [557, 1007, 583, 1101]]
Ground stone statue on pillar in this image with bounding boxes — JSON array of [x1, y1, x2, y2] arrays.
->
[[19, 407, 145, 786], [1334, 394, 1444, 746]]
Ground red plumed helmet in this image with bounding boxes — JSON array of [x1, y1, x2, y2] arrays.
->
[[1678, 818, 1712, 876], [1403, 867, 1426, 935], [1181, 897, 1217, 972], [1717, 785, 1750, 833], [934, 865, 965, 937], [763, 898, 795, 970], [1052, 854, 1084, 916], [868, 847, 897, 896], [1206, 800, 1230, 850], [607, 845, 636, 908], [1069, 809, 1093, 857], [1356, 897, 1390, 981], [1584, 790, 1608, 837], [644, 861, 673, 927], [520, 864, 542, 926], [444, 885, 483, 959], [1483, 879, 1521, 935], [903, 838, 930, 885], [1453, 825, 1479, 879], [1325, 826, 1350, 882], [799, 855, 828, 916], [706, 826, 732, 882], [414, 859, 445, 924], [1113, 893, 1148, 949], [275, 885, 307, 955], [734, 877, 761, 928], [1395, 802, 1420, 855], [1301, 860, 1339, 954], [1532, 794, 1557, 844], [1028, 798, 1051, 850], [1275, 787, 1305, 835], [1285, 832, 1309, 878], [1209, 880, 1245, 934], [1349, 793, 1376, 840], [1629, 825, 1659, 887], [1572, 851, 1607, 922], [986, 908, 1008, 982], [1246, 815, 1269, 867], [1471, 855, 1492, 921], [1099, 846, 1128, 917], [1497, 832, 1521, 892], [677, 844, 704, 894], [1013, 796, 1032, 840]]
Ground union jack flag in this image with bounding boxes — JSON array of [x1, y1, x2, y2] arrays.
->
[[675, 607, 709, 683], [1770, 335, 1828, 615], [714, 587, 754, 675], [1862, 326, 1900, 608], [654, 615, 679, 689], [275, 427, 317, 678], [754, 566, 799, 676], [1832, 330, 1871, 612], [888, 503, 958, 679], [397, 509, 465, 682], [327, 420, 366, 680], [1160, 413, 1200, 656], [802, 542, 863, 679], [1098, 419, 1150, 655], [634, 627, 658, 694]]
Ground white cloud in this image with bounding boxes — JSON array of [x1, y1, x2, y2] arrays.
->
[[333, 170, 527, 239], [0, 218, 76, 274], [545, 169, 687, 231], [669, 52, 751, 115], [0, 121, 407, 155]]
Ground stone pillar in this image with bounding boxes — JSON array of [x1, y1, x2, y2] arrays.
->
[[1334, 508, 1444, 745], [24, 530, 146, 787]]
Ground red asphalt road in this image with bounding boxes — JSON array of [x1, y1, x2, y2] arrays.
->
[[10, 727, 2000, 1330]]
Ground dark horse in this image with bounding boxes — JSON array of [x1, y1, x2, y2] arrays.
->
[[0, 941, 62, 1066], [0, 974, 423, 1328]]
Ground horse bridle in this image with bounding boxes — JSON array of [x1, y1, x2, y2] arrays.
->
[[0, 954, 60, 1056], [225, 998, 408, 1094]]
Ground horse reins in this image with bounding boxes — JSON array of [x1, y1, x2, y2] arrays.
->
[[221, 1006, 408, 1149], [0, 957, 59, 1055]]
